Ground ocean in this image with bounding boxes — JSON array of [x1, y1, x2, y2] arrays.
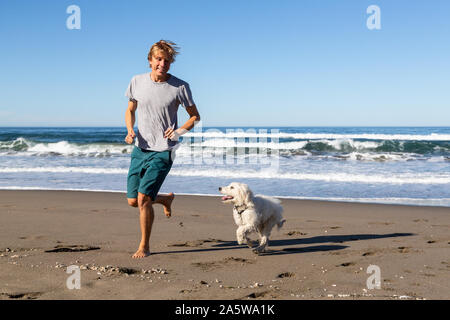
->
[[1, 126, 449, 207]]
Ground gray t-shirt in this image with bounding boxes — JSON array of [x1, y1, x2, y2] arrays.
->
[[125, 72, 195, 151]]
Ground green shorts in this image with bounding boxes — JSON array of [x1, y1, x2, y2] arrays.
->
[[127, 146, 173, 201]]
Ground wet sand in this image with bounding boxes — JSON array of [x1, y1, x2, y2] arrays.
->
[[0, 190, 449, 300]]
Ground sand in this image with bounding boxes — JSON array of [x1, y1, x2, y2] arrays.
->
[[0, 190, 449, 300]]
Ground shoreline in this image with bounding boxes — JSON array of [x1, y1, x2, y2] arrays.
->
[[0, 187, 449, 208]]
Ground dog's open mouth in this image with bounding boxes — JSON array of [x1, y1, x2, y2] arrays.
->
[[221, 196, 233, 201]]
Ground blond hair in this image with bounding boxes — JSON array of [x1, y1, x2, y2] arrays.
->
[[147, 40, 179, 63]]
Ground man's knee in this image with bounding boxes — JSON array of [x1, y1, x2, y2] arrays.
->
[[137, 193, 153, 208], [127, 198, 138, 208]]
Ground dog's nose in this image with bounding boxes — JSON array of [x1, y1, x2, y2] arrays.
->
[[218, 187, 222, 191]]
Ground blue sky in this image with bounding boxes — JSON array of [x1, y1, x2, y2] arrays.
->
[[0, 0, 449, 127]]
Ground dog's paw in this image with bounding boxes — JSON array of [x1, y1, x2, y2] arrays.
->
[[252, 246, 266, 254], [246, 240, 256, 248]]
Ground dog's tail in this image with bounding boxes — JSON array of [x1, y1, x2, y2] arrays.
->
[[277, 219, 286, 230]]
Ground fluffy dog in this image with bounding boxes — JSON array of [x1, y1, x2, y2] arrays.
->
[[219, 182, 286, 254]]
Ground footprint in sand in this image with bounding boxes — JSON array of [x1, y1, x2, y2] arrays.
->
[[1, 292, 42, 300], [244, 291, 272, 299], [169, 241, 197, 247], [397, 246, 410, 253], [117, 267, 139, 275], [277, 272, 295, 278], [168, 238, 226, 248], [45, 245, 100, 253], [337, 262, 355, 267], [368, 221, 394, 226], [285, 231, 307, 236], [192, 257, 253, 271], [18, 235, 46, 240]]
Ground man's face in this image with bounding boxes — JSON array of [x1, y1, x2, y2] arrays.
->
[[149, 50, 171, 77]]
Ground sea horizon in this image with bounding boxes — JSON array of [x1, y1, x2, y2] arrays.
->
[[1, 125, 449, 128]]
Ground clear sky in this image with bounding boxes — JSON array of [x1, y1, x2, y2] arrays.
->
[[0, 0, 449, 127]]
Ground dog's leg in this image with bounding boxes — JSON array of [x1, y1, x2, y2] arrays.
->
[[236, 226, 251, 245], [236, 226, 245, 245], [252, 235, 268, 254], [277, 219, 286, 230], [252, 221, 270, 254], [237, 225, 255, 247]]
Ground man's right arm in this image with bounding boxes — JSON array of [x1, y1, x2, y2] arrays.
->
[[124, 100, 137, 144]]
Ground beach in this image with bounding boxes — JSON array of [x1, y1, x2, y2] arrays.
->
[[1, 190, 449, 300]]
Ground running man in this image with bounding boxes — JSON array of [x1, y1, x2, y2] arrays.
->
[[124, 40, 200, 258]]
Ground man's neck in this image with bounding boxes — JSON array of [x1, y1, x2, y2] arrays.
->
[[150, 71, 169, 83]]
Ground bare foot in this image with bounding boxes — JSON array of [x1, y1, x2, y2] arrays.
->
[[132, 247, 151, 259], [163, 192, 175, 218]]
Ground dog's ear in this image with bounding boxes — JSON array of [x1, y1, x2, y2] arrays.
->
[[245, 186, 254, 205], [237, 183, 254, 206]]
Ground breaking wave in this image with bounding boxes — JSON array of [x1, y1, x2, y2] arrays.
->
[[1, 133, 449, 161]]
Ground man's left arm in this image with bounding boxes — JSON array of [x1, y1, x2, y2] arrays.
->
[[164, 105, 200, 140]]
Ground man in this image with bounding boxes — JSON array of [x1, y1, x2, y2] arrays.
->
[[124, 40, 200, 258]]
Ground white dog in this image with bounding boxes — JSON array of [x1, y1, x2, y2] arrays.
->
[[219, 182, 286, 254]]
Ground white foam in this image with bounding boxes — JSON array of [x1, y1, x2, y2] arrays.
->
[[2, 166, 449, 184], [0, 138, 132, 156], [0, 167, 128, 174], [182, 139, 381, 151], [183, 139, 307, 149], [320, 139, 380, 150], [274, 195, 450, 207], [345, 152, 419, 162], [1, 166, 449, 184], [167, 168, 450, 184], [28, 141, 132, 156]]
